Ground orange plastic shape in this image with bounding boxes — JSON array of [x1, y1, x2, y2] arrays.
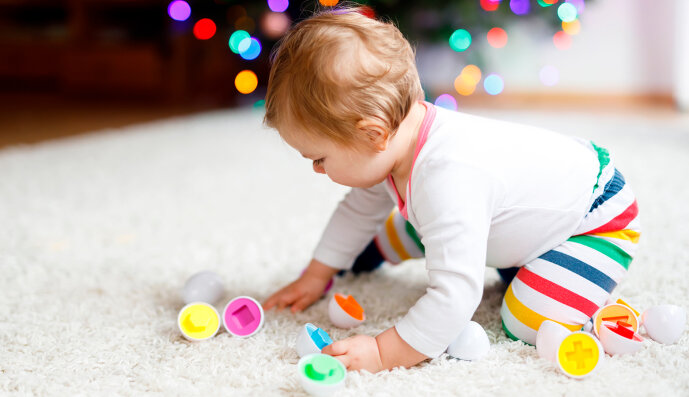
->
[[616, 298, 640, 317], [594, 304, 638, 336], [334, 294, 364, 321]]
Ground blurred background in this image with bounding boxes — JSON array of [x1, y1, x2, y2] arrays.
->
[[0, 0, 687, 147]]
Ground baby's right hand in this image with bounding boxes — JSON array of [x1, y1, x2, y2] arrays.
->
[[263, 259, 338, 313]]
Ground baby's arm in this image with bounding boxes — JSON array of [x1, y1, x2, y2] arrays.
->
[[327, 160, 501, 371], [264, 182, 394, 312]]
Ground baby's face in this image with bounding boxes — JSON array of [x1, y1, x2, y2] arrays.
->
[[281, 130, 396, 188]]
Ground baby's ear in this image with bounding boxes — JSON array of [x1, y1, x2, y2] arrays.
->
[[356, 119, 390, 152]]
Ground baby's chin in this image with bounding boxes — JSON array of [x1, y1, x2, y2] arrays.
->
[[330, 175, 387, 189]]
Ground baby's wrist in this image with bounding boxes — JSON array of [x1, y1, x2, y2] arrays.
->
[[303, 258, 339, 282], [375, 327, 428, 370]]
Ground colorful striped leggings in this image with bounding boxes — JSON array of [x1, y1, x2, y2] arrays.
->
[[365, 142, 641, 345]]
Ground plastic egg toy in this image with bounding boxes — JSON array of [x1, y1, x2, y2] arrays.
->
[[536, 320, 572, 363], [556, 331, 604, 379], [182, 270, 225, 304], [328, 293, 365, 329], [223, 296, 264, 338], [592, 303, 639, 338], [178, 302, 221, 341], [641, 304, 686, 344], [298, 353, 346, 397], [616, 298, 640, 317], [598, 321, 644, 355], [297, 323, 333, 358], [446, 321, 490, 361]]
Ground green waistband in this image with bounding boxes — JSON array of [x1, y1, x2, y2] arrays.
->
[[590, 141, 610, 193]]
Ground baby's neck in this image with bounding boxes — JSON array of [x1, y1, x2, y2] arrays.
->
[[389, 101, 427, 186]]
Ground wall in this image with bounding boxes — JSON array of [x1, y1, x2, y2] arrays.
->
[[416, 0, 678, 96]]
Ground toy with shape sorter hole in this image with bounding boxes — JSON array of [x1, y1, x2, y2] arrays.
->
[[177, 270, 265, 341], [535, 298, 686, 378], [298, 353, 346, 397]]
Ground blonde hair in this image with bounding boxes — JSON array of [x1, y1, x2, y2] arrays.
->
[[263, 6, 424, 149]]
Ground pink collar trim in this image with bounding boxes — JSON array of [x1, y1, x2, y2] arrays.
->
[[387, 101, 437, 220]]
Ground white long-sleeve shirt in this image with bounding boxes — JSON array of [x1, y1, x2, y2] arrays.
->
[[313, 103, 600, 358]]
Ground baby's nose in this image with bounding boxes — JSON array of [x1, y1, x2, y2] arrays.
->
[[313, 164, 326, 174]]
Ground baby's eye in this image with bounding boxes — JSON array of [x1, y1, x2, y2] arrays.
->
[[313, 158, 324, 166]]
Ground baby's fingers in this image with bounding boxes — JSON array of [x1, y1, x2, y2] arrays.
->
[[322, 340, 349, 356], [262, 290, 283, 310], [264, 287, 296, 311], [323, 341, 352, 369], [290, 294, 316, 313], [275, 289, 300, 311], [332, 354, 351, 370]]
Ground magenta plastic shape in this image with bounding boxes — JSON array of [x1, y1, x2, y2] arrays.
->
[[223, 296, 264, 337]]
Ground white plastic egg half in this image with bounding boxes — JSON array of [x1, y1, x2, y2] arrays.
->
[[328, 293, 365, 329], [182, 270, 226, 304], [297, 323, 333, 358], [598, 322, 644, 355], [641, 304, 686, 345], [536, 320, 572, 363], [446, 321, 490, 361], [298, 354, 346, 397]]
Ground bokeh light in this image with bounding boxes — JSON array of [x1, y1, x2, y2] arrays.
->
[[449, 29, 472, 52], [238, 37, 262, 60], [319, 0, 340, 6], [480, 0, 501, 12], [462, 65, 482, 85], [483, 74, 504, 95], [562, 19, 581, 35], [168, 1, 191, 21], [536, 0, 554, 7], [254, 99, 266, 109], [229, 30, 250, 54], [539, 65, 559, 86], [510, 0, 530, 15], [454, 65, 482, 96], [261, 12, 291, 39], [235, 16, 255, 33], [267, 0, 289, 13], [227, 5, 247, 24], [487, 27, 508, 48], [553, 30, 572, 50], [566, 0, 586, 13], [557, 3, 578, 22], [434, 94, 458, 111], [193, 19, 216, 40], [454, 77, 476, 96], [358, 6, 376, 19], [235, 70, 258, 94]]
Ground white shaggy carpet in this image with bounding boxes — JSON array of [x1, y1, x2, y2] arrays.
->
[[1, 106, 688, 396]]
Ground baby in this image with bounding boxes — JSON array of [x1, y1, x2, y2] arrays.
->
[[262, 8, 641, 373]]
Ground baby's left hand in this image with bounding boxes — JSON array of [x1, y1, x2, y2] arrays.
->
[[321, 334, 383, 373]]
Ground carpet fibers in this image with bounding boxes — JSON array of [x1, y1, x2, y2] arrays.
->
[[1, 108, 688, 396]]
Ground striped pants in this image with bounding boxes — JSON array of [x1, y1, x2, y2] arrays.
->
[[369, 142, 641, 345]]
